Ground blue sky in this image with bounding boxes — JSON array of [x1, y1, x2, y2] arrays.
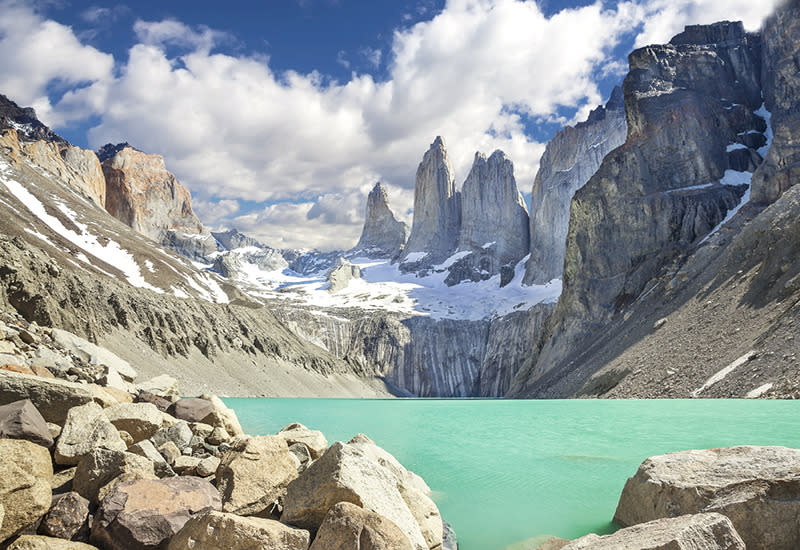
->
[[0, 0, 778, 250]]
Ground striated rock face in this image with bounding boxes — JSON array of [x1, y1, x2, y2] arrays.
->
[[450, 150, 530, 284], [509, 21, 767, 397], [614, 446, 800, 550], [399, 137, 461, 267], [524, 87, 626, 285], [100, 144, 203, 241], [352, 182, 408, 258]]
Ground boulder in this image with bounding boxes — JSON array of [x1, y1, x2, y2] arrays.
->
[[136, 375, 179, 399], [6, 535, 99, 549], [91, 477, 221, 550], [38, 491, 90, 541], [55, 402, 127, 466], [100, 387, 133, 404], [196, 456, 220, 478], [282, 442, 428, 550], [199, 394, 244, 436], [0, 371, 94, 424], [150, 420, 193, 451], [309, 502, 413, 550], [207, 426, 230, 445], [50, 329, 137, 381], [277, 423, 328, 460], [188, 421, 213, 439], [288, 443, 312, 472], [399, 482, 443, 550], [73, 448, 155, 504], [173, 456, 201, 476], [167, 510, 310, 550], [0, 439, 52, 542], [128, 440, 175, 478], [614, 446, 800, 550], [103, 403, 162, 444], [216, 435, 298, 517], [157, 441, 181, 466], [51, 467, 77, 495], [1, 364, 34, 375], [0, 399, 54, 448], [349, 439, 431, 495], [563, 513, 744, 549], [134, 391, 172, 412], [168, 398, 214, 423], [29, 365, 55, 379]]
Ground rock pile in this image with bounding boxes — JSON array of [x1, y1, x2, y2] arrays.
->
[[0, 312, 452, 549]]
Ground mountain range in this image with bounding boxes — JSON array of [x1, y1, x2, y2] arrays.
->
[[0, 0, 798, 399]]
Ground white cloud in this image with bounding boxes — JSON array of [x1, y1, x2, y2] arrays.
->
[[0, 0, 781, 250], [0, 0, 113, 126]]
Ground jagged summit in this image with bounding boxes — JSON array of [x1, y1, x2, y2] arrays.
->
[[398, 136, 461, 266], [351, 182, 408, 258], [0, 94, 67, 145], [96, 142, 142, 163], [213, 228, 265, 250]]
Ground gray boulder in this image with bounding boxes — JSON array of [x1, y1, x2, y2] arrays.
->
[[0, 439, 52, 542], [55, 402, 127, 466], [216, 435, 298, 517], [50, 329, 136, 381], [103, 402, 162, 444], [352, 182, 408, 258], [91, 477, 221, 550], [150, 420, 193, 451], [128, 439, 176, 478], [168, 510, 309, 550], [309, 502, 413, 550], [277, 422, 328, 460], [0, 371, 94, 424], [0, 399, 53, 448], [73, 448, 155, 504], [563, 513, 744, 549], [614, 446, 800, 550], [399, 136, 461, 267], [282, 441, 428, 550]]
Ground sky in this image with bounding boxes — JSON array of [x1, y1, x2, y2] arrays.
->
[[0, 0, 779, 251]]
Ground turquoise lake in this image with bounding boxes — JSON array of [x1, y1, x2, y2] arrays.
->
[[223, 398, 800, 550]]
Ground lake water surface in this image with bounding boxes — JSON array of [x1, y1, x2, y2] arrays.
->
[[224, 398, 800, 550]]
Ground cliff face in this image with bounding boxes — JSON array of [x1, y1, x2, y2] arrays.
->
[[399, 136, 461, 267], [100, 144, 204, 241], [524, 87, 627, 285], [509, 21, 769, 397], [352, 182, 408, 258]]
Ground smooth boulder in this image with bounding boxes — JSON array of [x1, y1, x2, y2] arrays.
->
[[282, 442, 428, 550], [0, 439, 53, 542], [55, 402, 127, 466], [277, 423, 328, 460], [0, 371, 94, 424], [216, 435, 298, 517], [91, 477, 221, 550], [168, 510, 310, 550], [614, 446, 800, 550], [309, 501, 413, 550], [168, 398, 214, 423], [0, 399, 53, 448], [563, 513, 745, 549], [103, 403, 162, 444]]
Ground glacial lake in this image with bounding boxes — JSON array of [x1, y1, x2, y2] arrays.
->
[[224, 398, 800, 550]]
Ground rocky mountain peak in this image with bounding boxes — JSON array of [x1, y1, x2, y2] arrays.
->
[[399, 136, 461, 267], [669, 20, 748, 46], [352, 182, 408, 258], [451, 148, 529, 282], [100, 145, 204, 241], [96, 142, 140, 163], [0, 94, 66, 145], [212, 229, 265, 250]]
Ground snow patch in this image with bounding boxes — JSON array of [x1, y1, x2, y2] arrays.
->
[[435, 250, 471, 270], [0, 161, 162, 293], [726, 143, 747, 152], [746, 383, 772, 399], [755, 103, 773, 157], [698, 170, 753, 244], [144, 259, 156, 273], [692, 351, 757, 397], [481, 242, 496, 249], [402, 251, 428, 263]]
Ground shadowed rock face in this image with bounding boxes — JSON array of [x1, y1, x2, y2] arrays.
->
[[509, 21, 768, 396], [524, 87, 627, 285], [100, 145, 203, 241], [399, 136, 461, 266], [352, 182, 408, 258]]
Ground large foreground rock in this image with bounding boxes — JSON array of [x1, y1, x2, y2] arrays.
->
[[55, 402, 127, 466], [309, 502, 413, 550], [216, 435, 298, 517], [0, 399, 53, 448], [168, 510, 309, 550], [91, 477, 221, 550], [614, 446, 800, 550], [0, 371, 94, 424], [564, 513, 744, 549], [0, 439, 52, 542], [73, 448, 155, 504], [6, 535, 99, 549], [104, 403, 162, 443], [282, 441, 429, 550]]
